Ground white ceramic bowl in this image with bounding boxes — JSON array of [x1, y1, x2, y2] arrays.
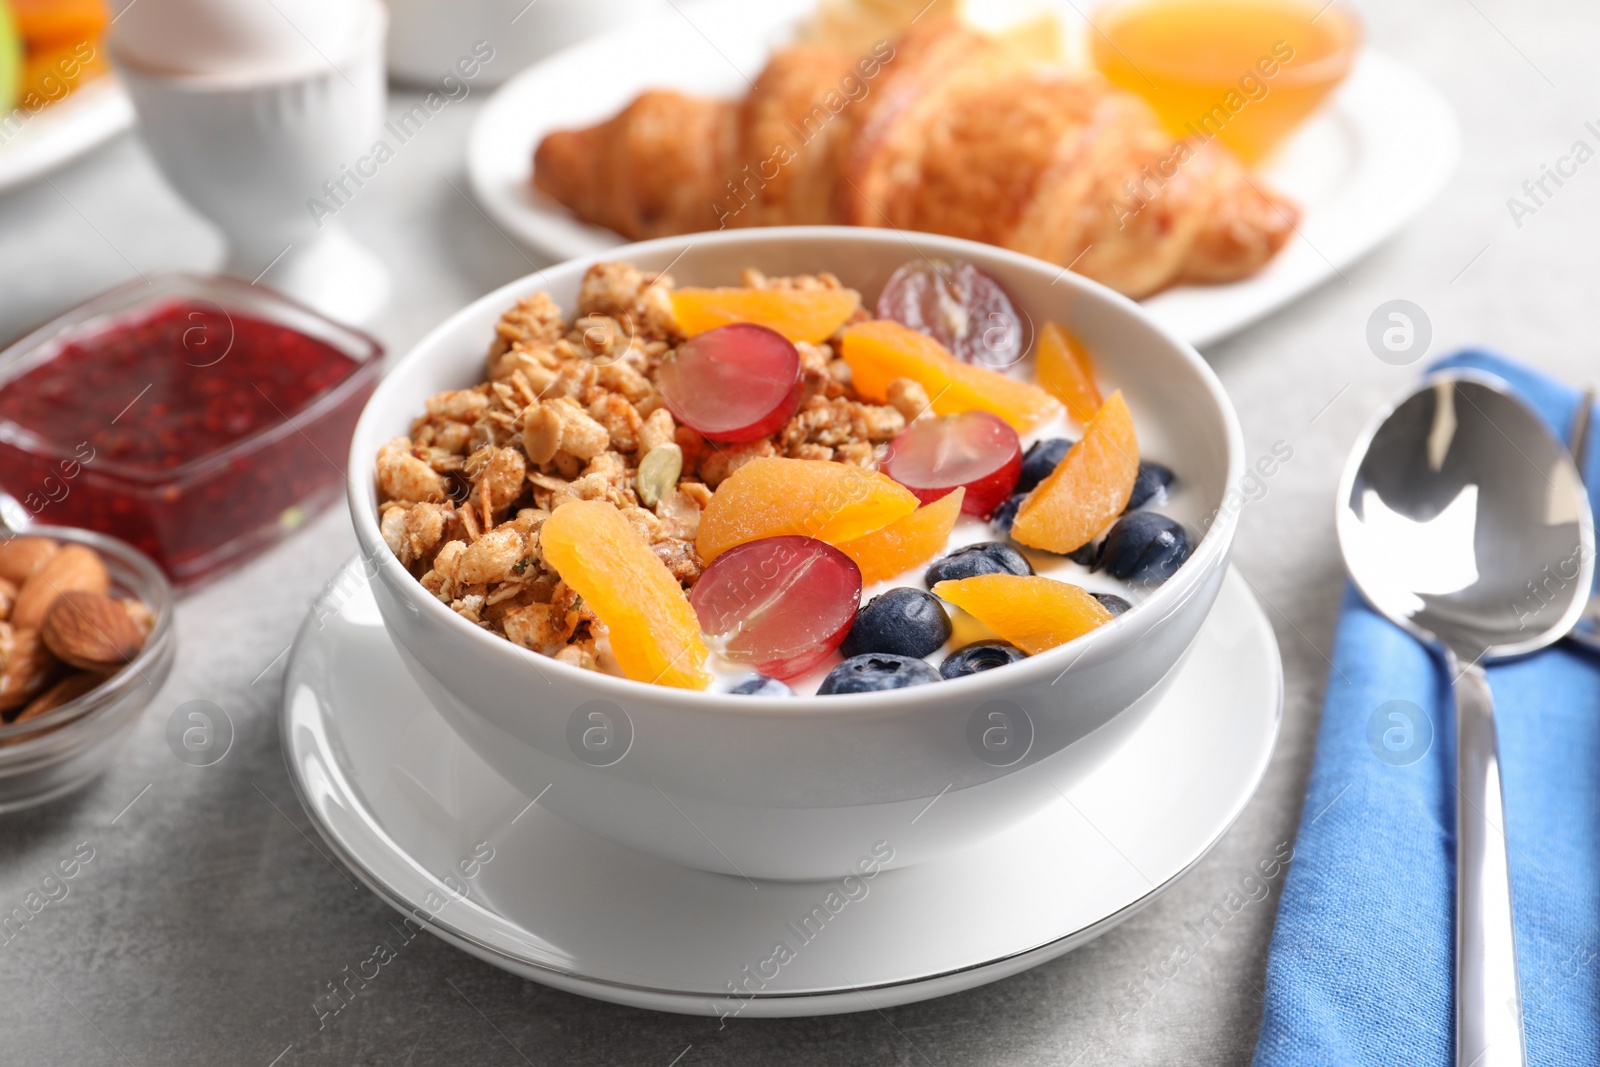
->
[[348, 228, 1243, 880]]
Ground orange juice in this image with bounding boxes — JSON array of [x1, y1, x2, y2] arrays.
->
[[1090, 0, 1360, 162]]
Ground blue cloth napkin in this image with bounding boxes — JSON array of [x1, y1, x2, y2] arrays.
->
[[1253, 351, 1600, 1067]]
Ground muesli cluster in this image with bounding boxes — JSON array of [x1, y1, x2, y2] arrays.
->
[[375, 262, 919, 673]]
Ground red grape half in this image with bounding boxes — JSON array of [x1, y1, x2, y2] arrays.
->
[[875, 259, 1026, 368], [690, 536, 862, 679], [881, 411, 1022, 517], [656, 323, 802, 442]]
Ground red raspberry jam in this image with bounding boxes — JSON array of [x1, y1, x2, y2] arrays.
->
[[0, 277, 381, 584]]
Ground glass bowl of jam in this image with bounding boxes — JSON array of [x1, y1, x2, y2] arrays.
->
[[0, 275, 383, 585]]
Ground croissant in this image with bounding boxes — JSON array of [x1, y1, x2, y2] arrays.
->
[[534, 20, 1297, 299]]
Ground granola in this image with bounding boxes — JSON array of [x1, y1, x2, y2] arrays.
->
[[377, 261, 909, 673]]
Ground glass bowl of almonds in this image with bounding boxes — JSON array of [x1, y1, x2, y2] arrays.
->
[[0, 526, 175, 812]]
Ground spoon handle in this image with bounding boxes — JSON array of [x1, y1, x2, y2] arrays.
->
[[1570, 384, 1595, 484], [1564, 386, 1600, 654], [1449, 651, 1527, 1067]]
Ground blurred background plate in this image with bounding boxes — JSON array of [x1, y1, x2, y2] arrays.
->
[[0, 75, 133, 195], [466, 0, 1458, 349]]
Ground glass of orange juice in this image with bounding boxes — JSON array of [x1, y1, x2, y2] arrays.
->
[[1089, 0, 1361, 163]]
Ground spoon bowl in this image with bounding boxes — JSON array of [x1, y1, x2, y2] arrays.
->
[[1339, 369, 1595, 659], [1336, 368, 1595, 1067]]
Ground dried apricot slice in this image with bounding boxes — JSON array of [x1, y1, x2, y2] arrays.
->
[[836, 488, 965, 585], [670, 287, 861, 343], [541, 500, 711, 689], [840, 319, 1062, 433], [697, 457, 918, 562], [1036, 321, 1103, 424], [931, 573, 1115, 654], [1011, 391, 1139, 553]]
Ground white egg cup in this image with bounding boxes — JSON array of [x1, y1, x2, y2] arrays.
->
[[110, 0, 390, 325]]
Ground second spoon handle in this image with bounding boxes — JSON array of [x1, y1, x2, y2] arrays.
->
[[1450, 653, 1527, 1067]]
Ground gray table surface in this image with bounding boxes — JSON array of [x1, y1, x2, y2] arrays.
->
[[2, 1, 1595, 1063]]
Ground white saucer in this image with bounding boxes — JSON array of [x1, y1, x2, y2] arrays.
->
[[465, 0, 1458, 349], [281, 560, 1281, 1017]]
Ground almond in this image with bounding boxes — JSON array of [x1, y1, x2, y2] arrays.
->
[[0, 536, 59, 585], [14, 672, 98, 722], [40, 591, 145, 674], [0, 673, 97, 746], [0, 628, 61, 713], [12, 544, 111, 630]]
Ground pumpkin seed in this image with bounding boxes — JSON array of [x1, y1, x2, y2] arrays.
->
[[636, 444, 684, 508]]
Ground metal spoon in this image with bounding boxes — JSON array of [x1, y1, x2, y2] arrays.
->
[[1336, 369, 1596, 1067]]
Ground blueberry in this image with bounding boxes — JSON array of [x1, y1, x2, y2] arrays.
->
[[819, 654, 942, 694], [939, 641, 1025, 679], [1067, 540, 1098, 567], [1124, 462, 1176, 512], [730, 674, 794, 697], [1094, 512, 1192, 584], [1091, 592, 1132, 616], [924, 542, 1033, 585], [1016, 438, 1074, 493], [839, 587, 952, 659], [991, 493, 1027, 535]]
